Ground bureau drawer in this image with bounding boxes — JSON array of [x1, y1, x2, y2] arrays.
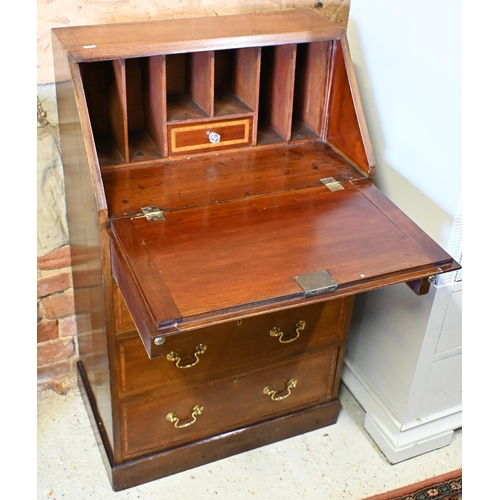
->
[[117, 298, 351, 396], [120, 347, 338, 458], [168, 117, 252, 155]]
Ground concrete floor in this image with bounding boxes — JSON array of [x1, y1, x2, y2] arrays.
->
[[37, 383, 461, 499]]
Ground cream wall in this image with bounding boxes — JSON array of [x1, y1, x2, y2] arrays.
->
[[346, 0, 461, 252]]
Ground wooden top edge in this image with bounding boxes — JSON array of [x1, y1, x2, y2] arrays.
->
[[51, 10, 344, 61]]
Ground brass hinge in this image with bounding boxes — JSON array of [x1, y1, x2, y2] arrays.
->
[[320, 177, 344, 192], [139, 206, 165, 221]]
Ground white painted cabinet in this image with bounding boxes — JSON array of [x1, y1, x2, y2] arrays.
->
[[342, 277, 462, 463]]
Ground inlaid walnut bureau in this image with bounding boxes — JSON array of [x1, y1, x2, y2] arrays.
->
[[52, 11, 460, 491]]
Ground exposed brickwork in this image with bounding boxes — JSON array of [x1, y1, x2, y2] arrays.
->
[[37, 244, 78, 391], [37, 245, 72, 270], [37, 319, 58, 342], [37, 271, 71, 297], [59, 316, 77, 337], [40, 292, 75, 319], [37, 337, 75, 365]]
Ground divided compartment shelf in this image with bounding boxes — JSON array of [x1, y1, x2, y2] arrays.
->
[[166, 48, 260, 121], [79, 40, 334, 167], [80, 57, 167, 165], [126, 56, 167, 162], [166, 51, 213, 121], [258, 41, 331, 145]]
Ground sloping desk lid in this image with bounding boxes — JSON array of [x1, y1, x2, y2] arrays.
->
[[110, 178, 459, 358]]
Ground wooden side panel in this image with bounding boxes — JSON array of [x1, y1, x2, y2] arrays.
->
[[276, 43, 296, 141], [52, 33, 115, 454], [189, 51, 214, 117], [234, 47, 261, 112], [110, 59, 129, 163], [144, 55, 167, 156], [327, 37, 375, 178]]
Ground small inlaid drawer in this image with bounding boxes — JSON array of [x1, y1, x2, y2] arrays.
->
[[116, 298, 352, 396], [120, 347, 338, 458], [168, 117, 253, 155]]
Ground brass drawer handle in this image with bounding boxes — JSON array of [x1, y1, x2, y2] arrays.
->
[[270, 320, 306, 344], [166, 344, 207, 369], [263, 378, 298, 401], [166, 404, 204, 429], [207, 130, 221, 144]]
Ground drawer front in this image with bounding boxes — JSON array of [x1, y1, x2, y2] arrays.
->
[[117, 298, 351, 396], [120, 348, 338, 458], [168, 117, 252, 155]]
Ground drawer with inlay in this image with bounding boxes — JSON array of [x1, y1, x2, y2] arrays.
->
[[119, 347, 338, 458], [167, 116, 253, 155], [116, 298, 351, 397]]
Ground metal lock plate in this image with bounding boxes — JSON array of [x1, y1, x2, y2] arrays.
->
[[294, 270, 339, 297]]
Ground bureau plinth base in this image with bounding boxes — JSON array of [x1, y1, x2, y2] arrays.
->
[[77, 361, 341, 491]]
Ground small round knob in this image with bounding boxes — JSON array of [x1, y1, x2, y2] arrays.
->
[[207, 131, 221, 144]]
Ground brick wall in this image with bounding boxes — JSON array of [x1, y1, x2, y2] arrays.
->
[[37, 245, 77, 393]]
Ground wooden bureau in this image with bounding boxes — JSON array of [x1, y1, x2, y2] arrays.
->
[[52, 11, 460, 491]]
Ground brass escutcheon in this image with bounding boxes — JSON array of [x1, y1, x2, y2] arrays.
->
[[166, 404, 204, 429], [263, 378, 298, 401], [166, 343, 207, 369], [269, 320, 306, 344]]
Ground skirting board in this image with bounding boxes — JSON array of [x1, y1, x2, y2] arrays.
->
[[341, 361, 462, 464]]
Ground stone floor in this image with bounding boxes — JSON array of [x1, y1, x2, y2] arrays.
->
[[37, 383, 461, 499]]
